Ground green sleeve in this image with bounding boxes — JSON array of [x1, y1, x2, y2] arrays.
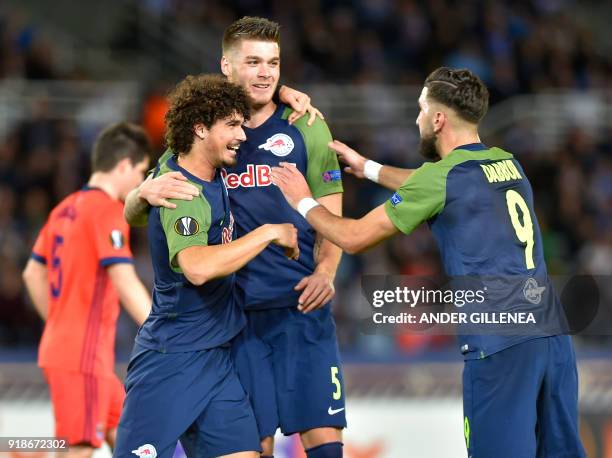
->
[[160, 194, 212, 273], [289, 111, 344, 199], [152, 149, 174, 177], [384, 162, 447, 235]]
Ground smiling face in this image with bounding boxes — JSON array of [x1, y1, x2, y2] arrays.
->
[[202, 112, 247, 168], [222, 39, 280, 110]]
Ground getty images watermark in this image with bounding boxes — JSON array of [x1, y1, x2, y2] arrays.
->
[[359, 275, 608, 336]]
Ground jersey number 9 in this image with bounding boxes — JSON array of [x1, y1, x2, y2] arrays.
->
[[505, 190, 535, 270]]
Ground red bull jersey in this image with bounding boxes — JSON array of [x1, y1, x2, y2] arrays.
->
[[225, 104, 343, 310], [157, 104, 343, 310]]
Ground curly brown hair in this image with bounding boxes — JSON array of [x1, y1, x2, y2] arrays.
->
[[222, 16, 280, 54], [424, 67, 489, 124], [164, 74, 250, 154]]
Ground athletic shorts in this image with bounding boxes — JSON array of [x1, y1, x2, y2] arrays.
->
[[43, 368, 124, 448], [114, 343, 260, 458], [231, 303, 347, 438], [463, 335, 585, 458]]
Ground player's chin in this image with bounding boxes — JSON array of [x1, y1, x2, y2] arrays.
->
[[250, 90, 275, 107], [222, 153, 237, 168]]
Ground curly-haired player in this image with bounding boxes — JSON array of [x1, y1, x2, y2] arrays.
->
[[114, 74, 299, 458]]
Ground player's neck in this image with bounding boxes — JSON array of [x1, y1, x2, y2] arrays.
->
[[88, 173, 120, 200], [177, 152, 216, 182], [244, 101, 276, 129], [438, 130, 482, 158]]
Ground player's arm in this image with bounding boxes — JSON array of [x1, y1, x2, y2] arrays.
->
[[329, 139, 414, 190], [177, 224, 298, 286], [278, 85, 324, 126], [107, 263, 151, 326], [295, 192, 343, 313], [272, 162, 445, 252], [22, 258, 49, 320], [124, 172, 200, 227]]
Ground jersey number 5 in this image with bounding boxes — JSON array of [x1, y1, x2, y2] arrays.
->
[[331, 366, 342, 400], [505, 190, 535, 269], [50, 235, 64, 298]]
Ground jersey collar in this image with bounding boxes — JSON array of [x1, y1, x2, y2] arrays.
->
[[453, 143, 488, 151], [167, 155, 220, 186], [243, 103, 286, 132]]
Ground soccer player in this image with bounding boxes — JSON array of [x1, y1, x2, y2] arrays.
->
[[114, 74, 300, 458], [271, 67, 585, 458], [22, 123, 153, 457], [125, 17, 346, 458]]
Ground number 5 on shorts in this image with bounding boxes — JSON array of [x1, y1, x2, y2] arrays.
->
[[331, 366, 341, 400]]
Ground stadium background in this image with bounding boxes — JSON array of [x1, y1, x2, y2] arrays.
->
[[0, 0, 611, 456]]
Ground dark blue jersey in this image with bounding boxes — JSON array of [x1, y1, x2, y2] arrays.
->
[[136, 155, 244, 352], [221, 104, 343, 310], [385, 143, 565, 359]]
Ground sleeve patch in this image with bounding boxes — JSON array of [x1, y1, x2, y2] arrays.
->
[[390, 192, 403, 207], [110, 230, 125, 249], [174, 216, 200, 236], [322, 169, 342, 183]]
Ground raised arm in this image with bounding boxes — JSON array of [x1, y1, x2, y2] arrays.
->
[[329, 140, 414, 191], [177, 223, 299, 286], [279, 85, 324, 126]]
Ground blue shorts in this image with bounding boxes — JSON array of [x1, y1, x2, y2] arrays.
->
[[231, 304, 347, 438], [463, 335, 585, 458], [114, 343, 260, 458]]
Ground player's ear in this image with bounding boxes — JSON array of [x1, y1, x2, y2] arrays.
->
[[433, 110, 446, 134], [221, 56, 231, 78], [194, 124, 209, 140]]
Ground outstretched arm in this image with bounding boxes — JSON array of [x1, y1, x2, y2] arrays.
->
[[329, 140, 414, 191], [125, 172, 200, 226], [271, 164, 399, 254]]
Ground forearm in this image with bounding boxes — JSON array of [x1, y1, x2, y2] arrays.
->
[[179, 225, 278, 285], [314, 239, 342, 278], [378, 165, 414, 190], [108, 264, 151, 325], [313, 193, 343, 278], [119, 279, 151, 325], [306, 208, 364, 255], [124, 186, 150, 227], [22, 260, 48, 320]]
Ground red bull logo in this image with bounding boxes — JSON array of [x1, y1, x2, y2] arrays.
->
[[222, 163, 296, 189], [258, 133, 295, 157], [132, 444, 157, 458], [222, 164, 272, 189]]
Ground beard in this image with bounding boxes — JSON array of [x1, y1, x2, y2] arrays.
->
[[418, 131, 440, 161]]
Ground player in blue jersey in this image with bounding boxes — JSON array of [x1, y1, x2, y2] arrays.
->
[[125, 17, 346, 458], [114, 74, 299, 458], [271, 67, 585, 458]]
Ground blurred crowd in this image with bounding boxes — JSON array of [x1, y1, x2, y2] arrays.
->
[[0, 0, 610, 356]]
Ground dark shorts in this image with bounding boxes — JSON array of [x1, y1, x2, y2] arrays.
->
[[232, 304, 347, 438], [113, 343, 260, 458], [463, 335, 585, 458]]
